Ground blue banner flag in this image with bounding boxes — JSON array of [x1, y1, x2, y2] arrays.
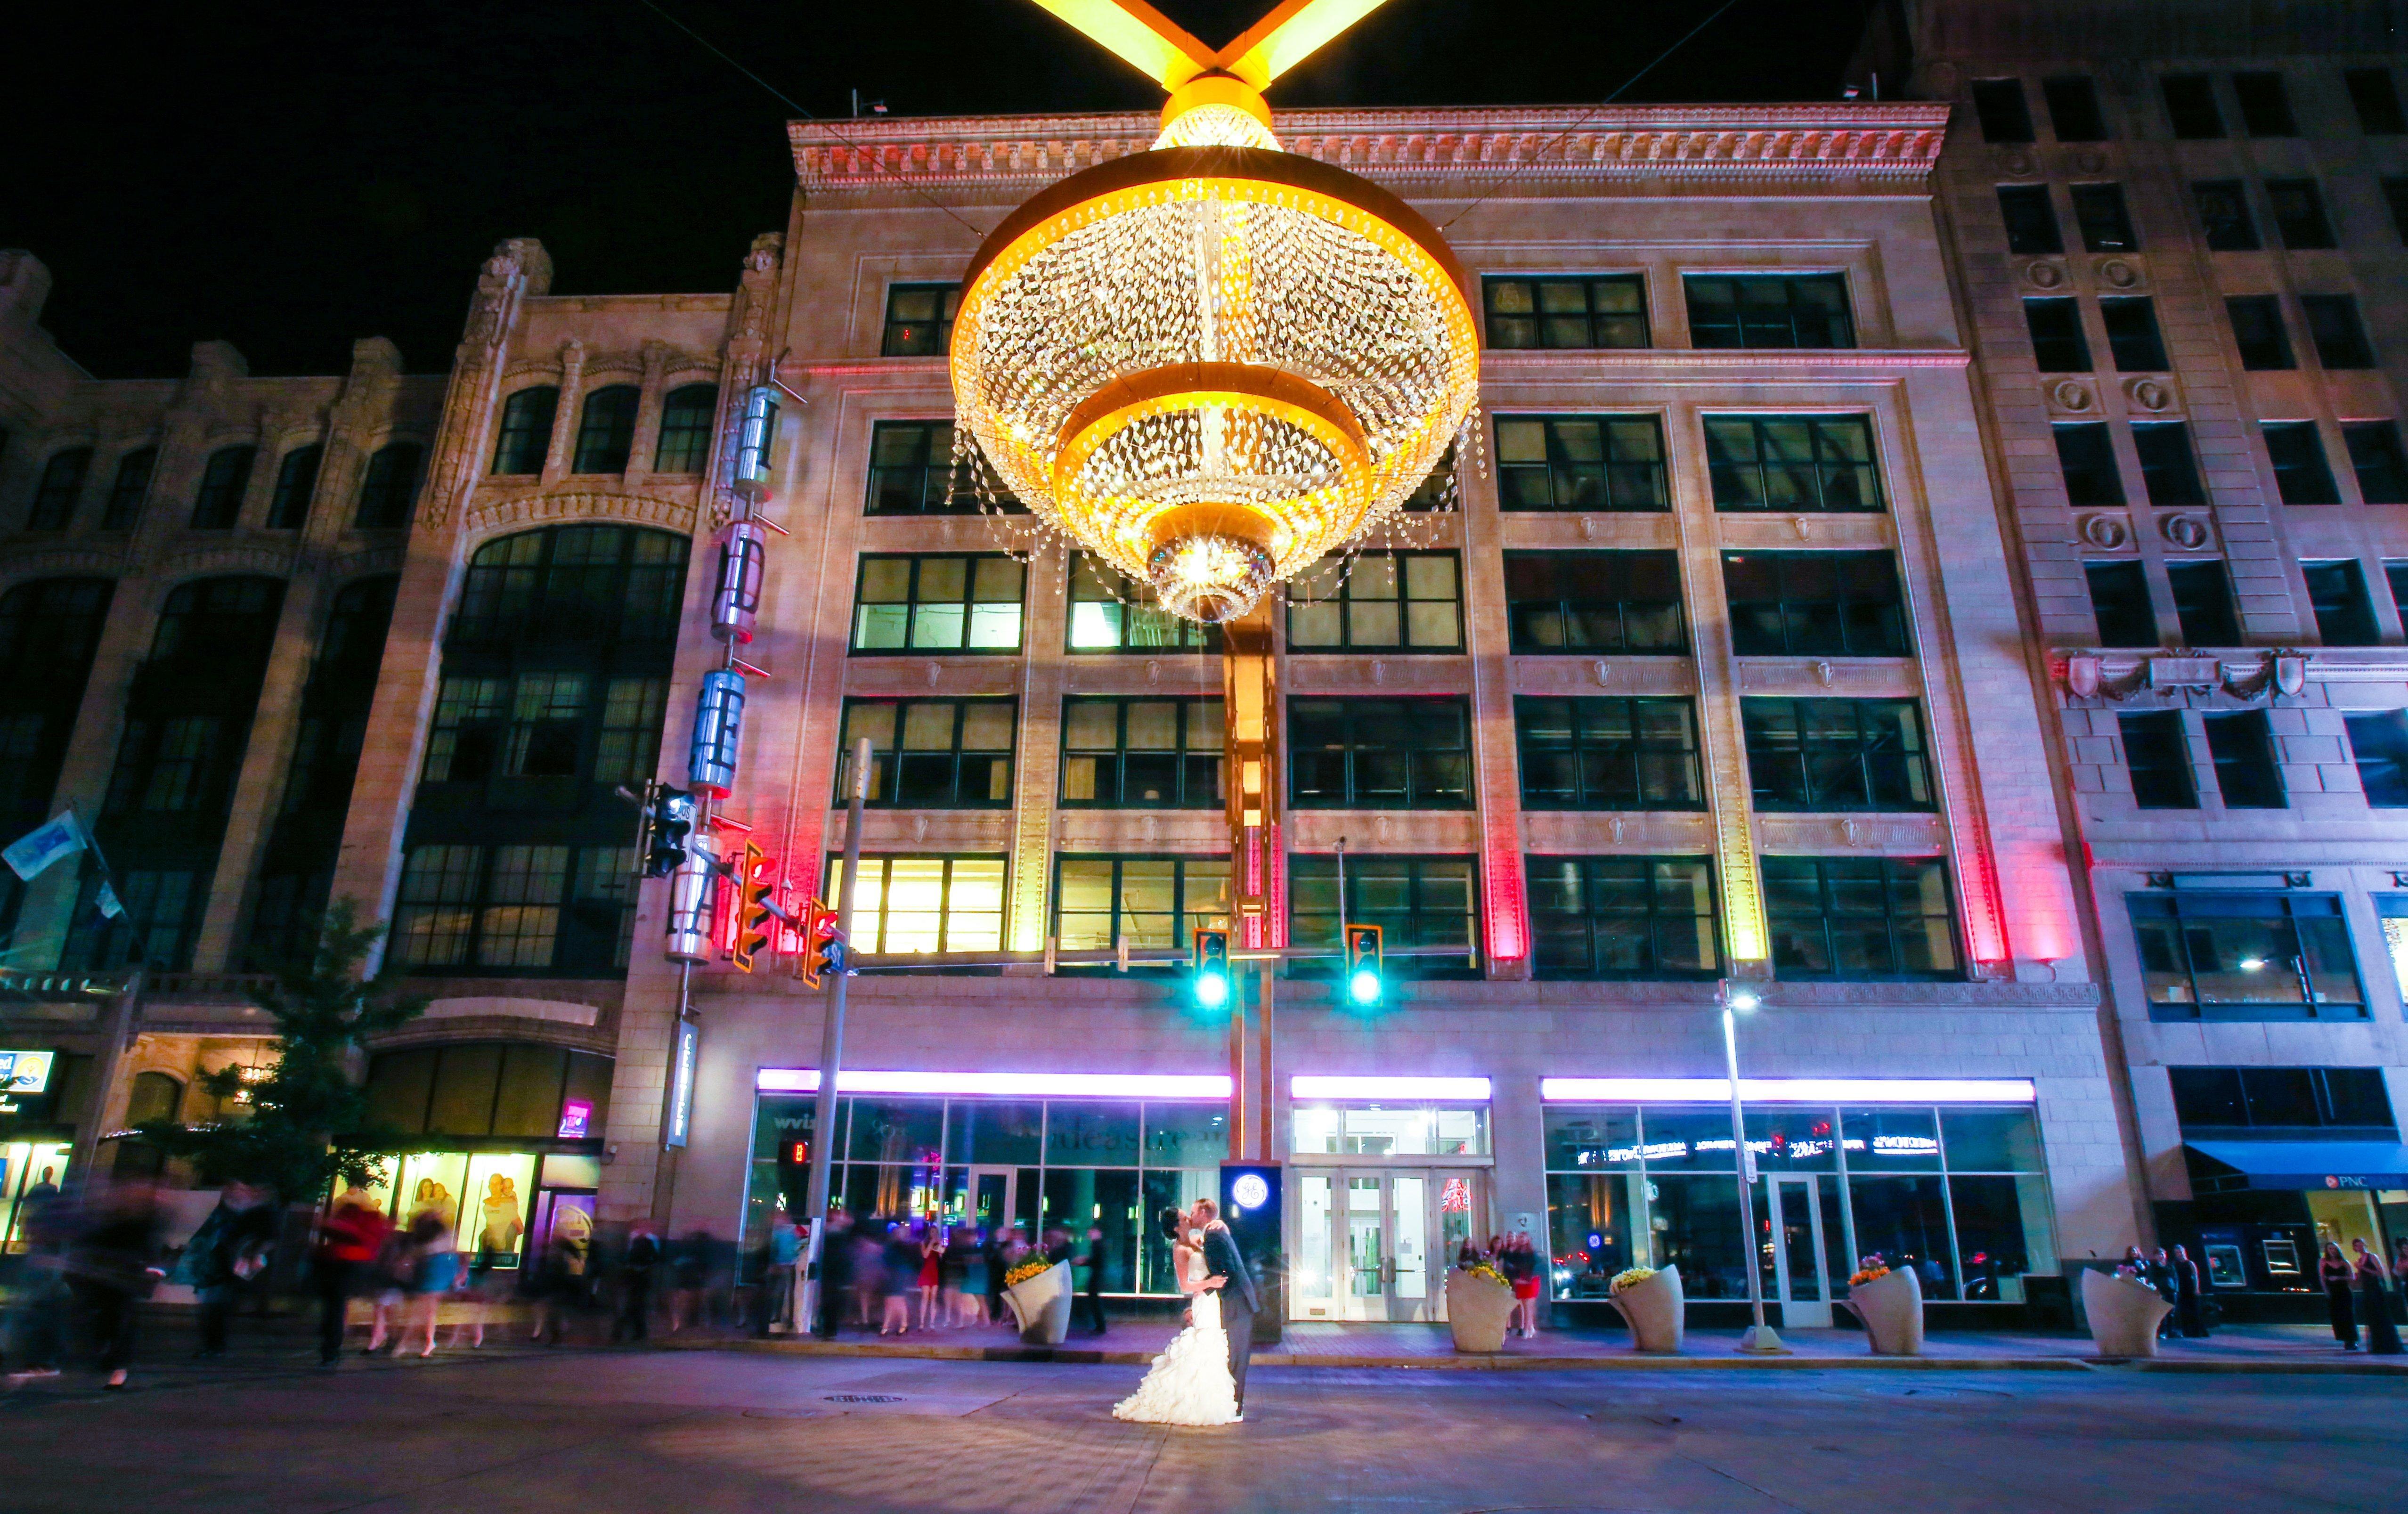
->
[[2, 811, 85, 882]]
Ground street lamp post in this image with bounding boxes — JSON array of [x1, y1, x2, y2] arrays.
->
[[1721, 979, 1787, 1355]]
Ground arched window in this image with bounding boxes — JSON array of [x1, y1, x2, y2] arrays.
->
[[125, 1070, 184, 1125], [653, 384, 718, 474], [102, 448, 156, 530], [189, 445, 256, 529], [27, 447, 92, 530], [265, 444, 323, 529], [320, 575, 399, 671], [491, 387, 559, 476], [449, 524, 690, 649], [355, 442, 424, 529], [572, 385, 640, 474]]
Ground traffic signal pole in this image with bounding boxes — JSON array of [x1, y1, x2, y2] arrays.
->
[[803, 735, 871, 1336]]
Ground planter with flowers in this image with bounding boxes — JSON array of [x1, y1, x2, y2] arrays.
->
[[1606, 1264, 1684, 1354], [1444, 1262, 1516, 1352], [2082, 1266, 2171, 1358], [1002, 1258, 1074, 1345], [1836, 1257, 1924, 1356]]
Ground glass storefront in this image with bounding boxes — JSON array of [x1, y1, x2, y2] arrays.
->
[[333, 1149, 599, 1273], [1288, 1099, 1491, 1323], [0, 1140, 72, 1253], [1545, 1102, 2056, 1309], [743, 1093, 1229, 1295]]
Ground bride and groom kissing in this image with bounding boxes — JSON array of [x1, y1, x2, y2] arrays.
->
[[1112, 1197, 1259, 1426]]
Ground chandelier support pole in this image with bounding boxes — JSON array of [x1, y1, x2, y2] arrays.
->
[[1222, 601, 1279, 1158]]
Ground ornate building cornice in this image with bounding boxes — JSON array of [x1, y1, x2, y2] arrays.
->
[[462, 488, 698, 541], [792, 104, 1952, 196]]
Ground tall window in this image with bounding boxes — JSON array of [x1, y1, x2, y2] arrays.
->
[[1723, 551, 1910, 657], [1971, 79, 2034, 142], [1059, 697, 1223, 809], [1996, 186, 2062, 254], [0, 578, 112, 932], [1528, 856, 1719, 980], [2099, 297, 2168, 371], [2203, 710, 2285, 808], [825, 855, 1004, 954], [2193, 181, 2258, 250], [451, 523, 690, 647], [189, 445, 254, 529], [2166, 560, 2240, 643], [2161, 75, 2224, 138], [2265, 179, 2335, 249], [2131, 891, 2362, 1020], [2226, 296, 2293, 370], [2171, 1066, 2396, 1134], [1743, 698, 1935, 812], [652, 383, 718, 474], [1515, 696, 1703, 810], [1483, 275, 1648, 349], [491, 386, 559, 475], [67, 870, 202, 973], [1286, 552, 1461, 651], [2302, 295, 2375, 369], [390, 842, 633, 972], [1762, 856, 1961, 980], [354, 442, 422, 529], [2131, 422, 2205, 506], [2086, 561, 2157, 646], [2262, 422, 2340, 505], [1503, 551, 1684, 654], [572, 385, 639, 473], [1494, 415, 1668, 511], [2069, 184, 2137, 251], [1066, 554, 1215, 652], [2303, 561, 2380, 645], [2346, 68, 2407, 134], [1704, 415, 1881, 513], [881, 284, 960, 357], [2042, 76, 2107, 139], [95, 448, 152, 532], [2344, 711, 2408, 806], [2343, 422, 2408, 504], [1288, 855, 1478, 979], [1288, 698, 1472, 809], [867, 420, 976, 515], [27, 448, 90, 531], [1052, 856, 1228, 964], [265, 444, 321, 529], [2053, 423, 2124, 506], [2231, 72, 2297, 137], [850, 554, 1024, 653], [2120, 711, 2197, 809], [1684, 275, 1855, 349], [2023, 298, 2091, 371], [836, 698, 1016, 808]]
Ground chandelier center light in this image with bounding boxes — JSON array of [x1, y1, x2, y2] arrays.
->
[[948, 0, 1481, 622]]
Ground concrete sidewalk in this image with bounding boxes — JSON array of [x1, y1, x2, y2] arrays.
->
[[660, 1317, 2408, 1373]]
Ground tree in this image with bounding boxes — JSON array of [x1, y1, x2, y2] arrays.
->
[[138, 899, 426, 1203]]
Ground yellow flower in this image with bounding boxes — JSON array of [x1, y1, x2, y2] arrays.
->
[[1004, 1260, 1052, 1288], [1610, 1266, 1658, 1293]]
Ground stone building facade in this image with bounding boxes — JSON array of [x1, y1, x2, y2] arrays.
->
[[1875, 0, 2408, 1303], [0, 88, 2143, 1323]]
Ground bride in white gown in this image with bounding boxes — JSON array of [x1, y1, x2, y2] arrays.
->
[[1113, 1206, 1238, 1426]]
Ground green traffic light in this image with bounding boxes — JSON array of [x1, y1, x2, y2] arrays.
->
[[1348, 966, 1382, 1006], [1194, 970, 1231, 1009]]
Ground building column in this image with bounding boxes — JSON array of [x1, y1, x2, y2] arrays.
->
[[187, 579, 323, 970], [1458, 459, 1530, 977], [1007, 545, 1067, 952]]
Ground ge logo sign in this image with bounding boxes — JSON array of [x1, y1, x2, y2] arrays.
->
[[1231, 1173, 1270, 1210]]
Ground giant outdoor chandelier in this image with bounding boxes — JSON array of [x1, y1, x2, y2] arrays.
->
[[950, 0, 1481, 622]]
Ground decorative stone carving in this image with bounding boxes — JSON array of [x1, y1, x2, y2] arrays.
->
[[2096, 257, 2142, 290], [460, 489, 695, 541], [2023, 260, 2066, 290], [2125, 377, 2173, 413], [1815, 661, 1835, 686], [2161, 513, 2212, 550], [1994, 147, 2037, 177], [1591, 660, 1612, 687], [2078, 513, 2131, 550], [2048, 379, 2095, 414], [422, 238, 552, 529], [1791, 515, 1813, 540], [1579, 515, 1600, 541], [925, 660, 942, 689], [2069, 148, 2109, 175], [1370, 660, 1387, 685]]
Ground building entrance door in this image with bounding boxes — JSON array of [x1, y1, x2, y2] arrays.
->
[[1292, 1168, 1483, 1323], [1765, 1175, 1834, 1328], [966, 1166, 1017, 1233]]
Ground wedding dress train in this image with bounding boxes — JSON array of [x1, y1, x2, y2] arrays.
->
[[1112, 1288, 1239, 1426]]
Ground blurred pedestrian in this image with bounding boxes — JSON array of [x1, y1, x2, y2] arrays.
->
[[848, 1221, 882, 1330], [2320, 1240, 2359, 1351], [983, 1226, 1009, 1324], [1077, 1225, 1108, 1336], [2, 1172, 71, 1380], [185, 1180, 277, 1359], [669, 1228, 711, 1331], [528, 1212, 590, 1346], [61, 1181, 163, 1392], [394, 1207, 457, 1358], [917, 1225, 944, 1329], [766, 1213, 804, 1332], [1505, 1232, 1543, 1338], [2170, 1243, 2208, 1339], [613, 1221, 661, 1343], [880, 1223, 918, 1335], [312, 1188, 390, 1367], [2354, 1239, 2403, 1356], [956, 1226, 990, 1326], [2146, 1246, 2178, 1340]]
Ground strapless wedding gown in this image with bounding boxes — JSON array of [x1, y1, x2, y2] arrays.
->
[[1113, 1285, 1238, 1426]]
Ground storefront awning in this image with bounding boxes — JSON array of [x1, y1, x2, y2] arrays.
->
[[2184, 1140, 2408, 1192]]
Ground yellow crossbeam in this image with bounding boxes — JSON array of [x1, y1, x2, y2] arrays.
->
[[1027, 0, 1397, 92], [1212, 0, 1393, 88]]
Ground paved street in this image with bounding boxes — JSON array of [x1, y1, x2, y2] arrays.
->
[[4, 1346, 2405, 1514]]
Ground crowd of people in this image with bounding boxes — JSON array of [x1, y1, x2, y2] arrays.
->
[[2316, 1237, 2408, 1355], [1455, 1232, 1545, 1337], [777, 1211, 1113, 1337]]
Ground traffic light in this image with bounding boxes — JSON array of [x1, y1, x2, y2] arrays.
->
[[1343, 923, 1383, 1008], [799, 898, 845, 989], [642, 786, 695, 878], [1191, 927, 1231, 1011], [732, 843, 777, 973]]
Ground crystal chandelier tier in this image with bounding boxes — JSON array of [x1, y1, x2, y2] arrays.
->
[[949, 61, 1481, 622]]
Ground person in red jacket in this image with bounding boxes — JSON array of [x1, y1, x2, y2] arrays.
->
[[314, 1188, 391, 1367]]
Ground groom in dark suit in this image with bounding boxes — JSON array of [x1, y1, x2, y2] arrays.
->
[[1191, 1197, 1258, 1419]]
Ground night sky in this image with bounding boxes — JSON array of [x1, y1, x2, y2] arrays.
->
[[7, 0, 1876, 380]]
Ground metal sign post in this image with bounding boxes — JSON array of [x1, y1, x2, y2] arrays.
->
[[802, 736, 870, 1336]]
